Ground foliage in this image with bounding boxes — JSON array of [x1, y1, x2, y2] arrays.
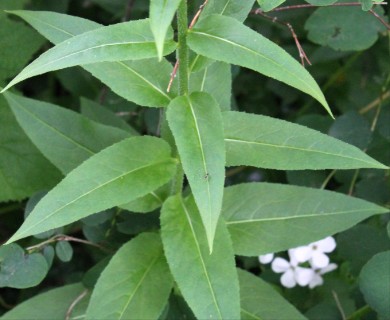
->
[[0, 0, 389, 319]]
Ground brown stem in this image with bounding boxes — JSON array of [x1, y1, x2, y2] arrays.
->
[[254, 9, 311, 66], [65, 289, 89, 320], [122, 0, 136, 22], [26, 234, 110, 253], [167, 60, 179, 93]]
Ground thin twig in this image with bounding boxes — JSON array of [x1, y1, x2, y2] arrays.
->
[[268, 2, 389, 30], [271, 2, 387, 12], [359, 90, 390, 114], [332, 290, 347, 320], [167, 0, 209, 92], [226, 166, 247, 178], [254, 9, 311, 66], [65, 289, 89, 320], [320, 169, 337, 189], [26, 234, 110, 253], [122, 0, 136, 22]]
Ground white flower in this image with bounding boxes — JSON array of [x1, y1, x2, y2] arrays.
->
[[271, 255, 314, 288], [308, 263, 338, 289], [289, 236, 336, 269], [258, 253, 274, 264]]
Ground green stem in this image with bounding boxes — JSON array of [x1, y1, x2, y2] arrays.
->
[[346, 305, 372, 320], [177, 0, 189, 95]]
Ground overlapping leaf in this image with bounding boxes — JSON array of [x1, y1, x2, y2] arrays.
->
[[223, 111, 388, 169], [9, 10, 176, 107], [86, 233, 173, 319], [5, 92, 131, 174], [150, 0, 181, 60], [1, 17, 176, 93], [188, 15, 332, 116], [167, 92, 225, 250], [161, 195, 240, 319], [0, 96, 61, 202], [1, 283, 89, 320], [6, 137, 177, 243], [223, 183, 389, 256], [238, 269, 306, 319]]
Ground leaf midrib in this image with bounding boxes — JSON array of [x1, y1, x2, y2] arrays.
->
[[180, 198, 223, 319], [225, 208, 382, 225], [15, 159, 173, 239], [189, 30, 319, 101], [224, 137, 378, 167]]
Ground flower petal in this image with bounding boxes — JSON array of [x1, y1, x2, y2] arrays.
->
[[259, 253, 274, 264], [295, 267, 315, 286], [289, 246, 312, 263], [315, 236, 336, 253], [281, 269, 296, 288], [309, 273, 323, 289], [319, 263, 338, 275], [272, 257, 290, 273], [310, 251, 330, 268]]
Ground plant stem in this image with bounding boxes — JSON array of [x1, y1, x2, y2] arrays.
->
[[177, 0, 189, 95], [346, 305, 372, 320]]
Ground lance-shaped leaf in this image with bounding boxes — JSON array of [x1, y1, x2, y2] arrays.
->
[[161, 195, 240, 319], [86, 233, 173, 320], [224, 111, 388, 170], [257, 0, 287, 12], [188, 15, 332, 116], [167, 92, 225, 250], [6, 136, 177, 244], [1, 18, 176, 92], [0, 95, 62, 202], [8, 10, 176, 107], [223, 183, 389, 256], [1, 283, 89, 320], [5, 92, 131, 174], [238, 269, 306, 320], [150, 0, 181, 61]]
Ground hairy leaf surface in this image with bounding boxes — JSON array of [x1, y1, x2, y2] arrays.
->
[[224, 111, 387, 169], [188, 15, 332, 116], [6, 137, 177, 243], [167, 92, 225, 250], [223, 183, 389, 256], [161, 195, 240, 319], [86, 233, 173, 320]]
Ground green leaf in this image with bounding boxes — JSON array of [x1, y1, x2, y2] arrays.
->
[[0, 244, 48, 289], [0, 10, 45, 86], [359, 251, 390, 317], [188, 15, 332, 116], [5, 92, 131, 175], [305, 6, 386, 51], [86, 233, 173, 320], [167, 92, 225, 250], [223, 183, 389, 256], [359, 0, 374, 11], [6, 136, 177, 243], [150, 0, 181, 61], [305, 0, 337, 5], [1, 283, 89, 320], [189, 61, 232, 111], [238, 269, 307, 319], [257, 0, 286, 12], [55, 241, 73, 262], [223, 111, 388, 169], [161, 195, 240, 319], [8, 10, 176, 107], [80, 98, 138, 135], [200, 0, 256, 22], [1, 18, 176, 92], [0, 96, 62, 202]]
